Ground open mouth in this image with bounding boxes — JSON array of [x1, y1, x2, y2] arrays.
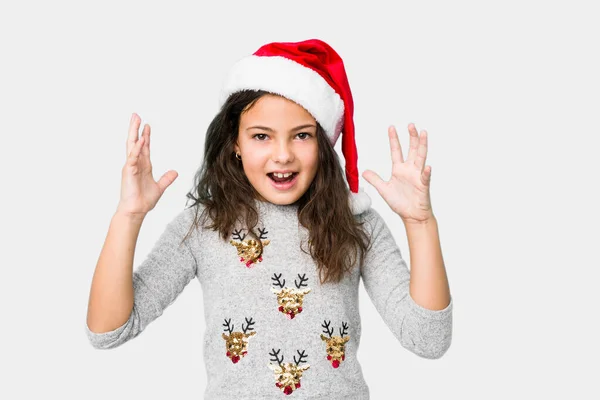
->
[[267, 172, 299, 184]]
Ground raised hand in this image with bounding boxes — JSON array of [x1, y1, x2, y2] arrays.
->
[[115, 113, 178, 218], [362, 123, 434, 224]]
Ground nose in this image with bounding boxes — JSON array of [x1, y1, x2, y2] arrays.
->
[[272, 139, 294, 164]]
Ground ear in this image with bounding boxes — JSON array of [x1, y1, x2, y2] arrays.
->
[[268, 364, 282, 373]]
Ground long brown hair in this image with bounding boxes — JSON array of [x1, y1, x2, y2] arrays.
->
[[182, 89, 371, 284]]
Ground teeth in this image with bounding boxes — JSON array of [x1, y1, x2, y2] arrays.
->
[[273, 172, 293, 178]]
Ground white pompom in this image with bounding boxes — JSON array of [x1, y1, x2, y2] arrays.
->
[[348, 188, 371, 215]]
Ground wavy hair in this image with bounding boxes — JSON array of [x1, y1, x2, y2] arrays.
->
[[182, 89, 371, 284]]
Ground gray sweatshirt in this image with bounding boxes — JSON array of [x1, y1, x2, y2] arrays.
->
[[86, 199, 453, 399]]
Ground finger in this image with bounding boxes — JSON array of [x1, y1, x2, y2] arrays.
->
[[361, 169, 385, 191], [406, 123, 420, 164], [146, 123, 151, 157], [388, 125, 404, 165], [126, 135, 144, 167], [127, 113, 140, 158], [415, 129, 428, 173], [141, 124, 151, 159], [157, 170, 178, 195], [422, 165, 432, 186]]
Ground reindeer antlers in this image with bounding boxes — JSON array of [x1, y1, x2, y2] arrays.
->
[[322, 320, 333, 338], [232, 229, 246, 241], [232, 227, 268, 242], [339, 321, 349, 337], [322, 320, 349, 337], [258, 227, 269, 240], [272, 273, 310, 289], [242, 317, 255, 334], [271, 273, 286, 288], [294, 350, 308, 366], [269, 349, 308, 366], [269, 348, 284, 366], [223, 317, 255, 334], [294, 273, 309, 289], [223, 318, 234, 335]]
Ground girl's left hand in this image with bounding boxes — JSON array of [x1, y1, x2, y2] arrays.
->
[[362, 123, 434, 225]]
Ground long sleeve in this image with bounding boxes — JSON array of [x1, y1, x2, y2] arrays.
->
[[359, 207, 453, 359], [85, 206, 199, 349]]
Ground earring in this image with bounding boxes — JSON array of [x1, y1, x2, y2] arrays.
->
[[235, 152, 242, 160]]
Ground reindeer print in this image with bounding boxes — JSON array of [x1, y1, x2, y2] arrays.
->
[[320, 320, 350, 368], [222, 317, 256, 363], [229, 228, 270, 268], [271, 273, 311, 319], [268, 348, 310, 396]]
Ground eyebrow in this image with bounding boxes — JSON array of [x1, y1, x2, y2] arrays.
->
[[246, 124, 316, 132]]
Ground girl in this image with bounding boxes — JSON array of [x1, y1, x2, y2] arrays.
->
[[86, 39, 452, 399]]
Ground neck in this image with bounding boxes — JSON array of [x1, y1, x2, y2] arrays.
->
[[254, 198, 299, 215]]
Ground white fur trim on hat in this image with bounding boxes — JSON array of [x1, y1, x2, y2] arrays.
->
[[349, 187, 371, 215], [219, 55, 345, 146]]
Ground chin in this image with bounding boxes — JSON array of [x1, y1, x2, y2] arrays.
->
[[258, 184, 307, 205], [259, 192, 303, 205]]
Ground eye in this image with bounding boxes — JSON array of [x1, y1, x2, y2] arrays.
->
[[252, 133, 268, 141], [296, 132, 312, 140]]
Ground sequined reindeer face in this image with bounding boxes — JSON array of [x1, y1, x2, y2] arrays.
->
[[222, 317, 256, 363], [268, 348, 310, 395], [230, 228, 270, 268], [320, 320, 350, 368], [271, 273, 311, 319]]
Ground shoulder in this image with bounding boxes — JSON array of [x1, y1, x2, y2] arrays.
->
[[169, 202, 208, 237], [171, 202, 200, 223], [353, 206, 387, 237], [354, 207, 402, 245], [354, 206, 383, 225]]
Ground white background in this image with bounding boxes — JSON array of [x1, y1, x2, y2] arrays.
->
[[1, 0, 598, 399]]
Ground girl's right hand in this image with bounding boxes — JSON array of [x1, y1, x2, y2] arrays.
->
[[116, 113, 178, 219]]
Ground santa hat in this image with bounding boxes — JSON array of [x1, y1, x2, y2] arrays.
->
[[219, 38, 371, 215]]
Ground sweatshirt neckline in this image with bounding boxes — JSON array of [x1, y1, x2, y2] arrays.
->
[[254, 199, 299, 217]]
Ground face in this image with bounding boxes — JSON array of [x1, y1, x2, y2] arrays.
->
[[234, 94, 319, 205]]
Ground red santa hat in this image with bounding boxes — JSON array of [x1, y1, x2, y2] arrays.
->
[[219, 38, 371, 215]]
